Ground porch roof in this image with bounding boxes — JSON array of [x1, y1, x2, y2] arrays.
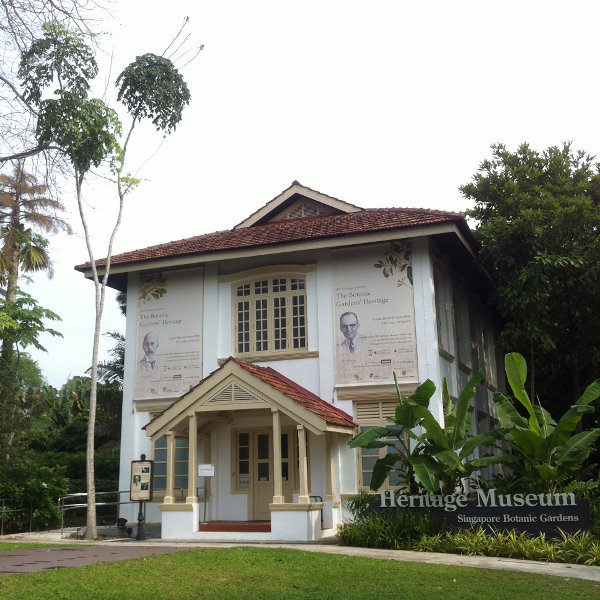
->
[[143, 357, 357, 438]]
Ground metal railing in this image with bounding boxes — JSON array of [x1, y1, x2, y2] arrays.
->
[[0, 499, 33, 536], [57, 490, 139, 537]]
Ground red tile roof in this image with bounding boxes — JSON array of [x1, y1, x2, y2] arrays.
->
[[230, 358, 357, 428], [75, 207, 474, 271], [145, 357, 357, 430]]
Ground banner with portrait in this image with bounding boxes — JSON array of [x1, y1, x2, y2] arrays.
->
[[134, 269, 203, 399], [333, 242, 418, 386]]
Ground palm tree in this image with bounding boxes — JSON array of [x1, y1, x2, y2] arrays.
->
[[0, 161, 72, 462], [0, 161, 72, 302]]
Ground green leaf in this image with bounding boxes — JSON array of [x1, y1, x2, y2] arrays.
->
[[505, 353, 540, 435], [507, 428, 543, 457], [575, 379, 600, 407], [370, 454, 402, 491], [348, 427, 399, 448], [554, 429, 600, 468], [496, 399, 528, 429], [533, 405, 556, 437], [449, 370, 483, 450], [409, 455, 442, 493], [458, 430, 503, 459]]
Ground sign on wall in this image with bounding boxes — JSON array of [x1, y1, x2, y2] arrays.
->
[[333, 242, 418, 386], [130, 459, 154, 502], [134, 269, 203, 400]]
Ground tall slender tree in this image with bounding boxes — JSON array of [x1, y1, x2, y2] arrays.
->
[[19, 22, 194, 538]]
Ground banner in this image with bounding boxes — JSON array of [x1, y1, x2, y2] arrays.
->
[[333, 242, 418, 385], [134, 269, 203, 399]]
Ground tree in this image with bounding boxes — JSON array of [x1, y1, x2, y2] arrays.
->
[[492, 353, 600, 493], [0, 161, 72, 303], [0, 288, 61, 462], [0, 0, 105, 166], [18, 22, 193, 538], [461, 143, 600, 410]]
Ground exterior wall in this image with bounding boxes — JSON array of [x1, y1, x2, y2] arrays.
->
[[117, 234, 501, 533]]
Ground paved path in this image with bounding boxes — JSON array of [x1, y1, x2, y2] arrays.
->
[[0, 545, 184, 575], [1, 531, 600, 582]]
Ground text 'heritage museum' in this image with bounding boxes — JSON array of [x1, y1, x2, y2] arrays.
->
[[76, 181, 500, 541]]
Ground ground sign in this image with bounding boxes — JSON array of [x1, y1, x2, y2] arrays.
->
[[373, 489, 590, 536]]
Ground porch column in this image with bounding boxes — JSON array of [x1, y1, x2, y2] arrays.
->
[[325, 432, 335, 502], [164, 431, 176, 504], [297, 425, 310, 503], [186, 413, 198, 504], [271, 409, 284, 504]]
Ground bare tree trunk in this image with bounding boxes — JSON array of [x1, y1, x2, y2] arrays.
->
[[78, 150, 127, 539]]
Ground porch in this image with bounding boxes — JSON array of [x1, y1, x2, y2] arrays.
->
[[144, 359, 357, 542]]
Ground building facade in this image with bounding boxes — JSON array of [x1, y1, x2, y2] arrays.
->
[[76, 181, 501, 541]]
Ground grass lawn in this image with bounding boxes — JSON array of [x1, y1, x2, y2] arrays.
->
[[0, 542, 76, 551], [0, 546, 598, 599]]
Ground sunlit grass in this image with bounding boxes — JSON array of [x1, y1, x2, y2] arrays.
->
[[0, 547, 598, 599]]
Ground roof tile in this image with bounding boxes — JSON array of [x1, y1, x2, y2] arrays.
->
[[76, 207, 473, 271]]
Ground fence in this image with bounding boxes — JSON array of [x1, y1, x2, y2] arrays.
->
[[0, 499, 34, 536], [57, 490, 140, 537]]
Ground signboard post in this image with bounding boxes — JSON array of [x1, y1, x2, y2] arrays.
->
[[197, 464, 214, 524], [130, 454, 153, 540]]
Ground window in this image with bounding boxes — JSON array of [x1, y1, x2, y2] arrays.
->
[[454, 285, 472, 372], [152, 436, 189, 494], [235, 276, 307, 356], [354, 401, 403, 490], [433, 264, 455, 359]]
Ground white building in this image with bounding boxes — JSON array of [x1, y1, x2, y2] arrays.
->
[[76, 181, 500, 541]]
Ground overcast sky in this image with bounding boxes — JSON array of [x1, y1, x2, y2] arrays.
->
[[23, 0, 600, 388]]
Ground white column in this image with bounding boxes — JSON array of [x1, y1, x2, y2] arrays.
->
[[186, 413, 198, 503], [272, 409, 284, 504], [163, 431, 176, 504], [325, 432, 335, 502], [297, 425, 309, 503]]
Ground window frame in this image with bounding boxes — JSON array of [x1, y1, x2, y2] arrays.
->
[[225, 266, 315, 360]]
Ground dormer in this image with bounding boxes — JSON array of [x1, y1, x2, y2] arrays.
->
[[234, 180, 362, 229]]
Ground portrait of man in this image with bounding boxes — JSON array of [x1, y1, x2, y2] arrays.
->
[[337, 311, 367, 353], [138, 331, 160, 372]]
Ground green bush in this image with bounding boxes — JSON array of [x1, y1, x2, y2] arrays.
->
[[0, 456, 68, 533], [338, 500, 441, 550], [340, 517, 600, 565]]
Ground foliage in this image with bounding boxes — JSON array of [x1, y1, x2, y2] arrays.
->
[[37, 93, 122, 173], [461, 142, 600, 408], [0, 288, 61, 352], [0, 163, 72, 296], [349, 371, 500, 494], [17, 22, 98, 105], [116, 53, 191, 134], [96, 331, 124, 386], [492, 353, 600, 493], [339, 496, 440, 550], [415, 527, 600, 566], [0, 455, 67, 533]]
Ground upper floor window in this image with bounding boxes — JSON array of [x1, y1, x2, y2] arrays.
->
[[235, 276, 307, 356]]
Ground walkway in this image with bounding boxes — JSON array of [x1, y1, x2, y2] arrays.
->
[[1, 528, 599, 582]]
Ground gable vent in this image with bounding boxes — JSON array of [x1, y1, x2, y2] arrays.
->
[[270, 199, 338, 222], [208, 382, 265, 405]]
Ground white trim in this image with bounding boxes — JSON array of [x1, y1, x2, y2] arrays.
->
[[233, 183, 362, 229]]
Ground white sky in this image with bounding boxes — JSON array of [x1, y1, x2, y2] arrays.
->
[[24, 0, 600, 388]]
